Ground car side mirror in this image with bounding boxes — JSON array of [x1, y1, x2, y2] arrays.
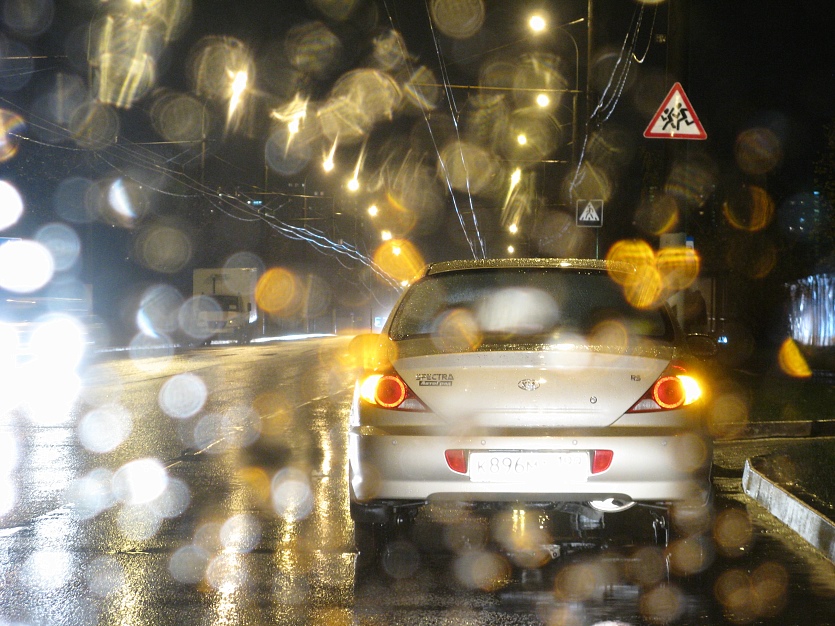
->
[[686, 333, 718, 359]]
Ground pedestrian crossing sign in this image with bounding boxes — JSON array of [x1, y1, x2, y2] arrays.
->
[[576, 199, 603, 227], [644, 82, 707, 140]]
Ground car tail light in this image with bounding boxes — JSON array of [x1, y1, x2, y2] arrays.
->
[[627, 361, 703, 413], [591, 450, 613, 474], [359, 372, 427, 411], [445, 449, 468, 474]]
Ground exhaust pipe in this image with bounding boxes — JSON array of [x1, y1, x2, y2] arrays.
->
[[588, 498, 635, 513]]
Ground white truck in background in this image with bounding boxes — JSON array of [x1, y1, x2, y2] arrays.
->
[[192, 267, 259, 344]]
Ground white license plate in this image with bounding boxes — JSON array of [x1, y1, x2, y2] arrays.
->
[[469, 451, 589, 483]]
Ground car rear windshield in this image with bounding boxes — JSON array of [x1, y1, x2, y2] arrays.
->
[[388, 268, 675, 343]]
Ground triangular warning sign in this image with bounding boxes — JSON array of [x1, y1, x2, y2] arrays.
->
[[644, 82, 707, 140], [579, 203, 599, 222], [576, 199, 602, 227]]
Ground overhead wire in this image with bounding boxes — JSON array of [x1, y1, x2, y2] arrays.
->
[[570, 4, 655, 199], [379, 0, 486, 260]]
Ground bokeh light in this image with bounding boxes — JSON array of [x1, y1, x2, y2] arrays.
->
[[137, 283, 184, 338], [706, 387, 750, 439], [271, 467, 314, 522], [0, 179, 23, 231], [159, 372, 208, 418], [23, 549, 71, 591], [713, 507, 754, 556], [256, 267, 303, 317], [53, 176, 96, 224], [735, 127, 782, 175], [70, 101, 120, 150], [133, 222, 193, 273], [178, 295, 220, 342], [633, 193, 680, 236], [220, 513, 262, 553], [723, 185, 775, 231], [78, 404, 133, 453], [169, 544, 210, 584], [34, 222, 81, 271], [0, 109, 25, 162], [372, 238, 425, 284], [151, 90, 209, 144], [438, 141, 499, 196], [103, 177, 150, 227], [286, 21, 343, 79], [606, 239, 700, 309], [640, 582, 685, 624], [86, 555, 126, 598], [453, 549, 510, 591], [111, 457, 169, 506], [190, 36, 251, 100], [431, 308, 483, 353], [193, 407, 261, 453], [3, 0, 55, 38], [778, 337, 812, 378], [476, 287, 559, 335], [429, 0, 485, 39], [66, 467, 117, 520], [319, 69, 402, 143]]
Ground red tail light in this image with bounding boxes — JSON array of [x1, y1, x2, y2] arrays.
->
[[652, 375, 685, 409], [445, 449, 468, 474], [591, 450, 614, 474], [375, 375, 407, 408], [627, 361, 703, 413], [359, 372, 427, 411]]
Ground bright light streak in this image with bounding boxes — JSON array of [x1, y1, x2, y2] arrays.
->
[[529, 14, 547, 32], [227, 70, 248, 121], [347, 140, 367, 193], [510, 168, 522, 189], [270, 93, 308, 126], [323, 137, 337, 172]]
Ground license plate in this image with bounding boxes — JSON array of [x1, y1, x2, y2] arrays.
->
[[469, 451, 589, 483]]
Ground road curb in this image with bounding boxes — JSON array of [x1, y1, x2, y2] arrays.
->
[[742, 459, 835, 563], [721, 420, 835, 440]]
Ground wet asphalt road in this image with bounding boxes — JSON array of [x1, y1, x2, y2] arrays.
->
[[2, 336, 835, 625]]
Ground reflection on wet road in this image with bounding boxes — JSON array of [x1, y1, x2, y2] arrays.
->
[[1, 337, 835, 625]]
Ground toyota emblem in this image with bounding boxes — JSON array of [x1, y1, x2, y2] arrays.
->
[[518, 378, 540, 391]]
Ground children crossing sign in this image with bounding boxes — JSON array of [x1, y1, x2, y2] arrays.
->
[[643, 82, 707, 140], [576, 199, 603, 227]]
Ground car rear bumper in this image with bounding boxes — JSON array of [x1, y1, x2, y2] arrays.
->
[[348, 428, 711, 505]]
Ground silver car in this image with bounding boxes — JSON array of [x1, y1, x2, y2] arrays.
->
[[349, 258, 713, 557]]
